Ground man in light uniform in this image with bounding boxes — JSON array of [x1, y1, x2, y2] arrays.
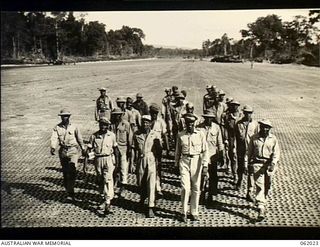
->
[[110, 107, 133, 189], [246, 119, 280, 219], [88, 117, 119, 215], [175, 113, 208, 222], [115, 96, 126, 112], [123, 97, 141, 173], [133, 115, 162, 218], [95, 87, 114, 121], [197, 109, 225, 204], [235, 105, 259, 191], [51, 109, 86, 202], [149, 103, 170, 196]]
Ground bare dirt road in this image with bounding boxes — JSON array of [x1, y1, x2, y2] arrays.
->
[[1, 59, 320, 227]]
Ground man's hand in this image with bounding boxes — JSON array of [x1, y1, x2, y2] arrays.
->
[[268, 163, 275, 173], [248, 165, 254, 174], [50, 148, 55, 155], [202, 166, 208, 176], [244, 166, 248, 175]]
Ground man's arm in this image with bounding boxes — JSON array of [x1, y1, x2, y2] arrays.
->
[[174, 133, 182, 166], [75, 126, 85, 155], [50, 127, 59, 155]]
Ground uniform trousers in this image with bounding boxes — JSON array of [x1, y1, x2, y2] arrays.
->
[[137, 154, 156, 207], [249, 162, 273, 209], [118, 145, 128, 184], [59, 147, 78, 196], [94, 156, 115, 204], [208, 154, 219, 196], [179, 154, 202, 216]]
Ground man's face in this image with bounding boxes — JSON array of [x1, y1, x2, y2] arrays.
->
[[99, 122, 109, 132], [100, 91, 106, 96], [186, 107, 194, 114], [61, 115, 70, 124], [114, 114, 122, 122], [219, 95, 225, 102], [260, 125, 271, 137], [234, 105, 239, 111], [117, 102, 125, 109], [126, 101, 133, 109], [186, 121, 195, 133], [150, 111, 158, 120], [244, 112, 253, 121], [166, 90, 171, 96], [179, 98, 184, 104], [204, 117, 213, 126], [136, 97, 142, 102], [142, 120, 151, 130]]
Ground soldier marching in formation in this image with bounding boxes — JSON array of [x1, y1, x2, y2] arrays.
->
[[51, 83, 280, 222]]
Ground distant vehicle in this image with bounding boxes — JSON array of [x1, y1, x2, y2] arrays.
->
[[210, 55, 242, 63]]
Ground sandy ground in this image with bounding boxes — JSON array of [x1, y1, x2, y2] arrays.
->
[[1, 59, 320, 227]]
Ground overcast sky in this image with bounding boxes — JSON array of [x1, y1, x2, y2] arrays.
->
[[81, 9, 315, 49]]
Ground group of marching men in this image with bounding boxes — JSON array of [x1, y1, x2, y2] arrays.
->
[[50, 85, 280, 222]]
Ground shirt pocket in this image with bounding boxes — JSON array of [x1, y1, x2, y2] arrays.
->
[[191, 137, 202, 152], [94, 137, 103, 153], [118, 129, 127, 144]]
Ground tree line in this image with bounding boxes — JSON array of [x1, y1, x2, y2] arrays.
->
[[1, 11, 201, 64], [202, 11, 320, 66]]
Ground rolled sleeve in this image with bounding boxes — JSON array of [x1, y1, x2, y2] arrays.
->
[[50, 128, 59, 149]]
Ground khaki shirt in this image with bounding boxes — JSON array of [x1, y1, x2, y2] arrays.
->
[[151, 116, 167, 135], [123, 108, 141, 129], [89, 130, 118, 156], [213, 102, 227, 125], [247, 133, 280, 166], [51, 122, 84, 151], [203, 94, 215, 112], [175, 128, 208, 166], [133, 129, 161, 158], [95, 95, 114, 120], [198, 122, 224, 157], [111, 120, 132, 147], [235, 118, 259, 155]]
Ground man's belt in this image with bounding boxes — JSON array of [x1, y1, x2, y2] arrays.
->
[[60, 145, 77, 150], [182, 153, 200, 158], [95, 153, 111, 157]]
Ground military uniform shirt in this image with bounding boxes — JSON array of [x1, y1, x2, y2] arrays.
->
[[235, 118, 259, 153], [111, 120, 133, 147], [247, 133, 280, 165], [198, 122, 224, 157], [51, 123, 84, 151], [175, 129, 208, 165], [123, 108, 141, 128], [89, 130, 118, 156]]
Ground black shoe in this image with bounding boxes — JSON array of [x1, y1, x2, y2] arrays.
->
[[235, 184, 241, 191], [178, 214, 187, 223], [147, 207, 155, 218], [157, 190, 163, 197], [258, 208, 266, 220], [65, 196, 73, 203], [104, 204, 111, 215], [246, 194, 255, 203], [190, 215, 199, 221]]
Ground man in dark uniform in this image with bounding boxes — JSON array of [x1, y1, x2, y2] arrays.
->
[[203, 85, 217, 113], [95, 87, 114, 121], [133, 93, 149, 116], [223, 100, 242, 184]]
